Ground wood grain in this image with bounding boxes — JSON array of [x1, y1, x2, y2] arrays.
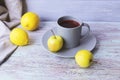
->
[[25, 0, 120, 22], [0, 22, 120, 80]]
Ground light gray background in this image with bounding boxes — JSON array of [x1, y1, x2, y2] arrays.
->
[[25, 0, 120, 22]]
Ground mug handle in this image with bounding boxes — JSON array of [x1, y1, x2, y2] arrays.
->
[[81, 23, 90, 40]]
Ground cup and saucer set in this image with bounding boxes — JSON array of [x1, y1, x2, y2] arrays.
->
[[42, 16, 97, 58]]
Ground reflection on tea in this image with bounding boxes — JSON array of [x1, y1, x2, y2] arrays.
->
[[59, 20, 80, 28]]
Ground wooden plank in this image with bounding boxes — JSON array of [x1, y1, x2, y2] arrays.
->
[[25, 0, 120, 21], [0, 22, 120, 80]]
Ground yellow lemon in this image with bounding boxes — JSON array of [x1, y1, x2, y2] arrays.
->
[[75, 50, 93, 68], [21, 12, 40, 31], [10, 28, 29, 46]]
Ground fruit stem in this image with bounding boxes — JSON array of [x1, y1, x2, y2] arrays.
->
[[51, 30, 56, 39]]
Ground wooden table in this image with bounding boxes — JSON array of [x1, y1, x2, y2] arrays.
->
[[0, 22, 120, 80]]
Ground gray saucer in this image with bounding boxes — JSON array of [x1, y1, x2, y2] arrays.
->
[[42, 27, 97, 58]]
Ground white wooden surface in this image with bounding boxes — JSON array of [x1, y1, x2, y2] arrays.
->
[[25, 0, 120, 22], [0, 22, 120, 80]]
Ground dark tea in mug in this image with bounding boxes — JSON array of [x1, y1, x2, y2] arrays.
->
[[57, 16, 90, 48], [59, 20, 80, 28]]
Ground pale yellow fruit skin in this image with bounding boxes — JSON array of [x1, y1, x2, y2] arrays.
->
[[75, 50, 93, 68], [10, 28, 29, 46], [21, 12, 40, 31], [47, 35, 63, 52]]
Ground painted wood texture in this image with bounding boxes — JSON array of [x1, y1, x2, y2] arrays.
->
[[25, 0, 120, 21], [0, 22, 120, 80]]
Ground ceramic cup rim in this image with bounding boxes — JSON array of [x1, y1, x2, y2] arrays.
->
[[57, 16, 83, 30]]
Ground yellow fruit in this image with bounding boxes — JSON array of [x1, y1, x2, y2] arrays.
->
[[47, 35, 63, 52], [21, 12, 40, 31], [10, 28, 29, 46], [75, 50, 93, 68]]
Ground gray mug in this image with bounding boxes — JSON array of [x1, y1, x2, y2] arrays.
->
[[56, 16, 90, 49]]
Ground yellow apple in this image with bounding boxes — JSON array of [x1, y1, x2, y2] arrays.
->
[[75, 50, 93, 68], [47, 35, 63, 52]]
